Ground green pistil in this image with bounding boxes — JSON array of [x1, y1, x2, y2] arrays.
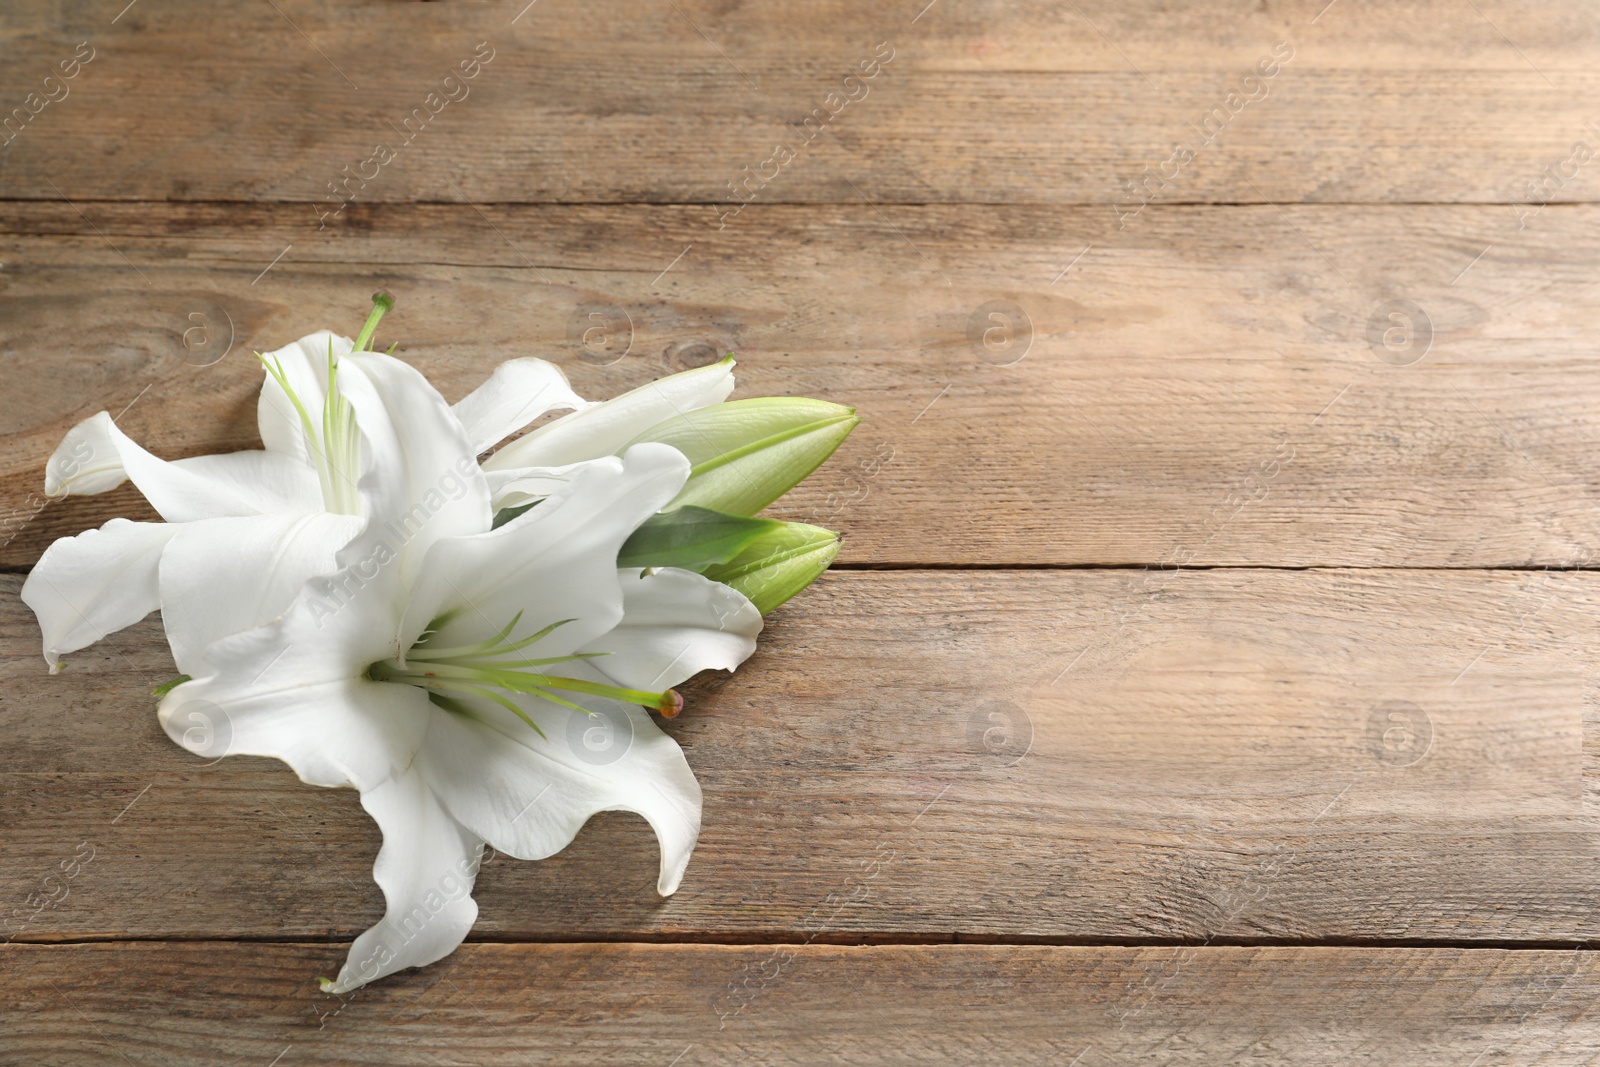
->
[[353, 290, 393, 352], [366, 613, 683, 739], [320, 339, 361, 514]]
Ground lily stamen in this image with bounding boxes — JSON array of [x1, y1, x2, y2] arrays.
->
[[255, 293, 391, 516], [367, 612, 683, 737]]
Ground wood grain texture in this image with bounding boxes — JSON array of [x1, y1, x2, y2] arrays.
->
[[3, 0, 1597, 1057], [4, 202, 1600, 569], [3, 942, 1599, 1066], [0, 1, 1596, 205], [5, 568, 1598, 944]]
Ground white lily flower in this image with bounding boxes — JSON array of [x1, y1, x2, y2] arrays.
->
[[22, 329, 362, 674], [21, 298, 589, 674], [154, 353, 759, 992]]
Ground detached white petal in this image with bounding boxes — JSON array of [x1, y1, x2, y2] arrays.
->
[[450, 358, 588, 455], [20, 518, 175, 672], [483, 359, 733, 473]]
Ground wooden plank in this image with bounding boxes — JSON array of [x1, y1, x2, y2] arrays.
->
[[0, 1, 1596, 204], [3, 942, 1598, 1064], [4, 202, 1600, 568], [4, 568, 1598, 944]]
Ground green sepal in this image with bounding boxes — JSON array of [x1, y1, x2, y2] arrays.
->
[[617, 506, 782, 571], [490, 502, 537, 530], [624, 397, 860, 516], [152, 675, 192, 698], [702, 521, 841, 614]]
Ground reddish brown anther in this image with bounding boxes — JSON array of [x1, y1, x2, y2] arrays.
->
[[658, 689, 684, 719]]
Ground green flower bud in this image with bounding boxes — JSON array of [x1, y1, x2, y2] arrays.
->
[[701, 521, 841, 614], [624, 398, 859, 516], [617, 506, 780, 571]]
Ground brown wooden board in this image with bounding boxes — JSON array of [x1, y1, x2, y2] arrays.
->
[[4, 943, 1599, 1065], [4, 203, 1600, 570], [0, 1, 1597, 205], [4, 569, 1597, 943]]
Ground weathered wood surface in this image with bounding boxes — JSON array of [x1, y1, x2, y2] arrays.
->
[[5, 568, 1597, 944], [4, 0, 1598, 1058], [3, 943, 1599, 1066], [0, 1, 1597, 205], [5, 202, 1600, 569]]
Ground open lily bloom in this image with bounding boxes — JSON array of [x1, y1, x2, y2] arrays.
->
[[23, 299, 591, 674], [19, 296, 859, 993], [156, 350, 759, 992]]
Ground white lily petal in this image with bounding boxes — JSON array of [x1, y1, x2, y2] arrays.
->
[[325, 769, 484, 994], [41, 413, 133, 496], [421, 693, 701, 895], [582, 567, 762, 691], [43, 413, 282, 521], [255, 330, 346, 464], [158, 660, 431, 791], [483, 359, 734, 472], [335, 352, 493, 592], [484, 462, 595, 511], [450, 358, 588, 455], [20, 519, 175, 673], [168, 452, 323, 515], [398, 444, 690, 658], [158, 511, 365, 677]]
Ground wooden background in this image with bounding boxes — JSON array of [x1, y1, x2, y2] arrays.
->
[[3, 0, 1600, 1062]]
